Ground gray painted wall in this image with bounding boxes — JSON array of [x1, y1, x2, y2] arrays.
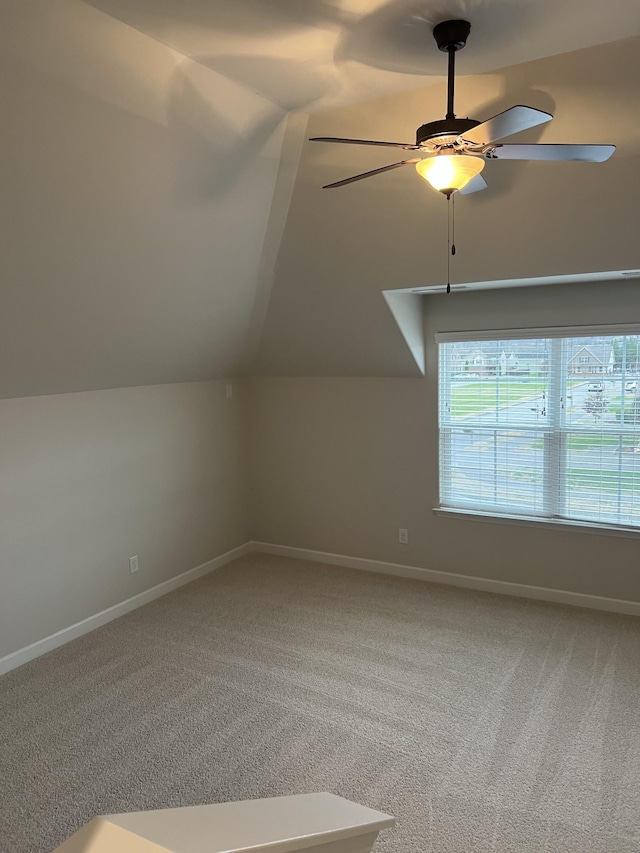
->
[[0, 380, 248, 658], [250, 280, 640, 604], [4, 281, 640, 661]]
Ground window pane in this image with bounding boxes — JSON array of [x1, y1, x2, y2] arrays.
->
[[562, 333, 640, 525], [564, 433, 640, 526], [441, 427, 547, 514], [565, 335, 640, 429], [443, 339, 551, 428]]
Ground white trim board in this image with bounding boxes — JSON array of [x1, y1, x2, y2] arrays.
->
[[4, 539, 638, 676], [389, 268, 640, 297], [251, 541, 640, 617], [0, 542, 252, 677]]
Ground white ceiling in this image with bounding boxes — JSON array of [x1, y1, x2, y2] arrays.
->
[[83, 0, 640, 110], [1, 0, 639, 397]]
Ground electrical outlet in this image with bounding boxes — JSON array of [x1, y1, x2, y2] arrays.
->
[[129, 555, 139, 574], [398, 528, 409, 544], [225, 383, 233, 398]]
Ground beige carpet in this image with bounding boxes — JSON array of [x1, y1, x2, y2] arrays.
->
[[1, 553, 640, 852]]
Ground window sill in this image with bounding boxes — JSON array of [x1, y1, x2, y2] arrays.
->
[[433, 507, 640, 539]]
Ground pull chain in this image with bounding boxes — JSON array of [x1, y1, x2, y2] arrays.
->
[[446, 193, 451, 294], [446, 191, 456, 294], [451, 192, 456, 256]]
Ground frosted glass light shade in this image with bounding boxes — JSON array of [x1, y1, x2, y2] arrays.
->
[[415, 154, 485, 193]]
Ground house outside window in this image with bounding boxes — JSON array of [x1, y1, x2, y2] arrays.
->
[[438, 327, 640, 531]]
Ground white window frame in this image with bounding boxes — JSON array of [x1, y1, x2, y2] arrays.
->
[[435, 324, 640, 537]]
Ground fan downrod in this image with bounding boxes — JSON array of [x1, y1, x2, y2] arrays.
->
[[432, 20, 471, 121]]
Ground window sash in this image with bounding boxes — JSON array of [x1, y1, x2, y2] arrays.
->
[[438, 330, 640, 531]]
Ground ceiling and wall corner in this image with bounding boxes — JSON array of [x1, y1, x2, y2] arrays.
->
[[255, 36, 640, 376], [240, 112, 310, 375], [0, 0, 294, 399], [0, 1, 639, 398], [78, 0, 640, 111]]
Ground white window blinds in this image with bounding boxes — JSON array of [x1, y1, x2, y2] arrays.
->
[[438, 328, 640, 530]]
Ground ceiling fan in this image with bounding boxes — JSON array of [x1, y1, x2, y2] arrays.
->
[[310, 19, 615, 196]]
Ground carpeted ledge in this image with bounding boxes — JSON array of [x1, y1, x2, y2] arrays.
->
[[1, 553, 639, 852]]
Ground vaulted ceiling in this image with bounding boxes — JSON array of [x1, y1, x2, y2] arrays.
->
[[77, 0, 640, 110], [1, 0, 639, 396]]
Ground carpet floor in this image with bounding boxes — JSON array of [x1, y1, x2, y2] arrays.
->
[[1, 553, 640, 852]]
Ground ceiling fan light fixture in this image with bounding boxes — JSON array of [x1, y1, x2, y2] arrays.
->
[[415, 154, 485, 194]]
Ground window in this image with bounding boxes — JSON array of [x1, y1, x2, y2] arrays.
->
[[438, 327, 640, 531]]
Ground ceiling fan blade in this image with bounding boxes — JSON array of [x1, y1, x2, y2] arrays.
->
[[460, 106, 553, 146], [323, 158, 422, 188], [488, 144, 616, 162], [310, 136, 419, 150], [458, 173, 488, 195]]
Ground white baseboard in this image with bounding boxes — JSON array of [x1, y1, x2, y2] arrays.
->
[[251, 541, 640, 617], [4, 539, 638, 677], [0, 542, 252, 677]]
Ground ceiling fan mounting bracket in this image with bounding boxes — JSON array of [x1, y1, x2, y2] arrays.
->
[[432, 20, 471, 53], [416, 118, 480, 146]]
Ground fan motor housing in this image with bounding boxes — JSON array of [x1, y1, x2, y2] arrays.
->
[[416, 118, 480, 146]]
